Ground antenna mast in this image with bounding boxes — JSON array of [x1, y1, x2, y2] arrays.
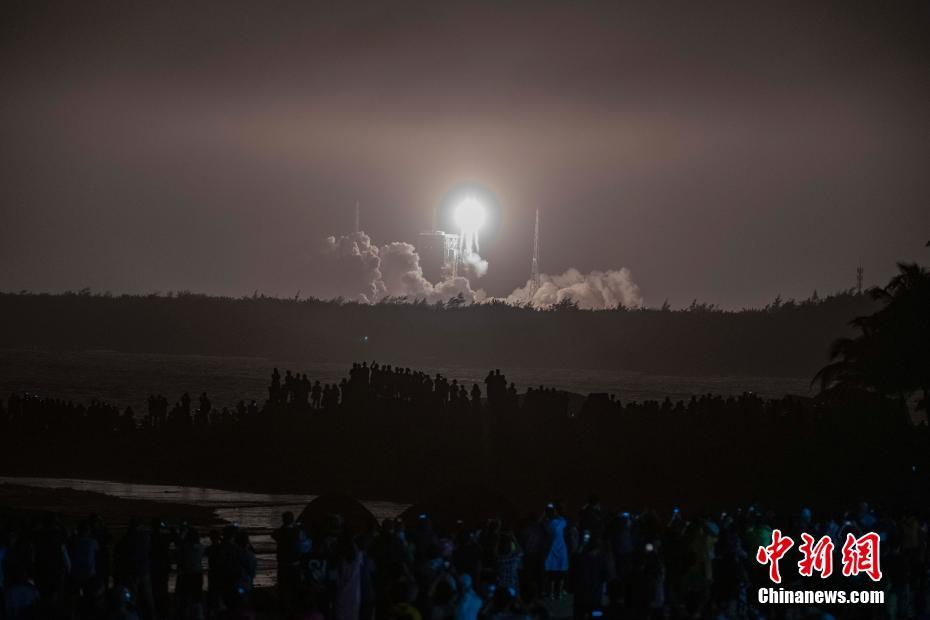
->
[[856, 264, 863, 294], [355, 201, 360, 233], [530, 209, 540, 297]]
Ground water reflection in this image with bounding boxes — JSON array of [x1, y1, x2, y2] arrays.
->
[[0, 476, 408, 587]]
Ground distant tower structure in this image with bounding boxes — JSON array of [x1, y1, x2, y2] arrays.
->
[[354, 201, 360, 233], [856, 264, 864, 294], [529, 209, 540, 297]]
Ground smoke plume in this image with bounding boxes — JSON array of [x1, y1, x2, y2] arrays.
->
[[315, 232, 641, 310], [315, 231, 385, 303], [461, 252, 489, 277], [506, 268, 642, 310], [314, 232, 483, 304]]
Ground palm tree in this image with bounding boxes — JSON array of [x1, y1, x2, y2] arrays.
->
[[815, 258, 930, 413]]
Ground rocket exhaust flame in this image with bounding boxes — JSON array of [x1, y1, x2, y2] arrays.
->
[[454, 197, 489, 277]]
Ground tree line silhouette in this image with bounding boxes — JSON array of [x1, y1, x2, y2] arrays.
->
[[0, 289, 875, 377]]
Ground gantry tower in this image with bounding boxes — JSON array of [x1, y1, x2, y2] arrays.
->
[[530, 209, 540, 297]]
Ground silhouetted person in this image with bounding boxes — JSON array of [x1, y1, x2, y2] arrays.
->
[[68, 520, 99, 602], [270, 367, 282, 403], [149, 518, 171, 617], [543, 504, 568, 599], [196, 393, 211, 425], [33, 514, 69, 609], [572, 536, 608, 620], [115, 518, 154, 620], [272, 511, 301, 613], [311, 381, 322, 410], [177, 527, 205, 620]]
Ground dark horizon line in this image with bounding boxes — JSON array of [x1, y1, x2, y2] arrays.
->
[[0, 285, 868, 313]]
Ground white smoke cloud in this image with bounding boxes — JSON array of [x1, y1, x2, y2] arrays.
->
[[432, 275, 486, 303], [506, 267, 643, 310], [379, 241, 433, 299], [314, 232, 484, 304], [461, 252, 489, 277], [316, 231, 385, 303], [315, 232, 639, 310]]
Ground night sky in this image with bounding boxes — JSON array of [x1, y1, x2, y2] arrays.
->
[[2, 0, 928, 308]]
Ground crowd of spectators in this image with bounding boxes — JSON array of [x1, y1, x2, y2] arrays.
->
[[1, 496, 925, 619], [0, 514, 256, 619], [1, 364, 927, 618]]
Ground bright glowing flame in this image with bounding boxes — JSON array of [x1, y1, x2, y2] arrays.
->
[[454, 197, 486, 233], [454, 197, 488, 277]]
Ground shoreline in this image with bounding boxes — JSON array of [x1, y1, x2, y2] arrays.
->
[[0, 466, 414, 506], [0, 481, 224, 529]]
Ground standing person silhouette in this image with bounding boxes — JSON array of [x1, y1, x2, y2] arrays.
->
[[543, 503, 569, 599]]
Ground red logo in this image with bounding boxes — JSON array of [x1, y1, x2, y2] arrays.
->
[[756, 530, 882, 583], [798, 533, 834, 578], [756, 529, 794, 584], [841, 532, 882, 582]]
